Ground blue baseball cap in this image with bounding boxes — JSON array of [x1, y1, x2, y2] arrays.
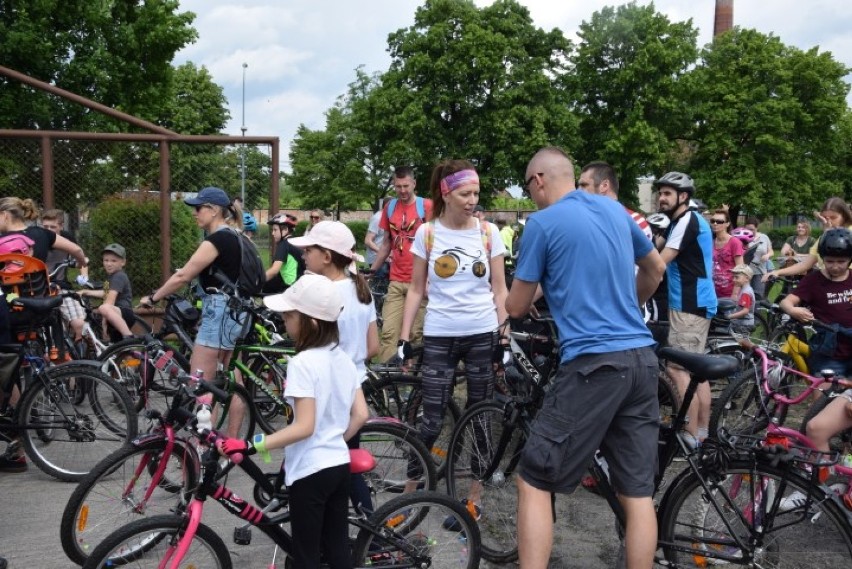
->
[[184, 187, 232, 207]]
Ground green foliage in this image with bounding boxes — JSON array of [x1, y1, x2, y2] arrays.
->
[[289, 0, 578, 208], [345, 221, 369, 249], [490, 195, 536, 211], [82, 197, 199, 294], [570, 2, 699, 207], [685, 28, 850, 216]]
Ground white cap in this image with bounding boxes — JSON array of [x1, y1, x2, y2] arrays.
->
[[289, 221, 365, 263], [263, 274, 344, 322]]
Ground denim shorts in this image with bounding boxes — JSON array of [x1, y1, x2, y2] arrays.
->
[[195, 293, 249, 350], [517, 347, 659, 497]]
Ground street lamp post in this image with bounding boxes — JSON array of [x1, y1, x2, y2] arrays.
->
[[240, 62, 248, 206]]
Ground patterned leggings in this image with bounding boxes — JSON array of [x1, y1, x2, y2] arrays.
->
[[418, 332, 496, 453]]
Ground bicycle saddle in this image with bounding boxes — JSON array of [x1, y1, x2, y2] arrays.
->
[[10, 295, 63, 314], [658, 347, 739, 380], [349, 449, 376, 475]]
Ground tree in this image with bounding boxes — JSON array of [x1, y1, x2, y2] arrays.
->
[[685, 28, 850, 216], [0, 0, 198, 211], [289, 0, 579, 206], [0, 0, 197, 130], [570, 2, 699, 206]]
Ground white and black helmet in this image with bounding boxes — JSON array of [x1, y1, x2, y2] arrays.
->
[[653, 171, 695, 195], [647, 213, 670, 231]]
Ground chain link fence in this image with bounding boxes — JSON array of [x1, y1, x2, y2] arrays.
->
[[0, 136, 275, 295]]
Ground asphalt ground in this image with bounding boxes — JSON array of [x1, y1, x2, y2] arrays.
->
[[0, 446, 623, 568]]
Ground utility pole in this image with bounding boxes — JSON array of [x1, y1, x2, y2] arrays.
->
[[240, 62, 248, 205]]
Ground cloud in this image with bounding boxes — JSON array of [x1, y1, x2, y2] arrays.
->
[[175, 0, 852, 172]]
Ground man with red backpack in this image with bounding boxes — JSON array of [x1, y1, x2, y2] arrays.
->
[[368, 166, 433, 362]]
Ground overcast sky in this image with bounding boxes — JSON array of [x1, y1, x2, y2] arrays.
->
[[174, 1, 852, 171]]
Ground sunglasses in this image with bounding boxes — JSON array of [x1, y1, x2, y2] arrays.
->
[[522, 173, 543, 198], [310, 215, 320, 220], [709, 219, 727, 224], [193, 204, 212, 212]]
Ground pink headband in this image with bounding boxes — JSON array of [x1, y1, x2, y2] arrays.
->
[[440, 169, 479, 196]]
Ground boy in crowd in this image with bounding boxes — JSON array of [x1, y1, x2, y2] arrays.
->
[[79, 244, 134, 340]]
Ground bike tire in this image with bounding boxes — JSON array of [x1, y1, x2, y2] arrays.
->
[[97, 337, 191, 415], [708, 368, 787, 438], [60, 438, 201, 565], [364, 372, 460, 479], [18, 363, 139, 482], [352, 490, 481, 569], [215, 381, 255, 440], [244, 350, 292, 434], [658, 370, 679, 428], [445, 399, 523, 563], [658, 458, 852, 567], [358, 420, 437, 508], [80, 514, 232, 569]]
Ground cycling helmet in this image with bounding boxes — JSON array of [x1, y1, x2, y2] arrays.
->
[[242, 212, 258, 232], [817, 227, 852, 258], [731, 227, 754, 245], [653, 171, 695, 194], [646, 213, 670, 231], [267, 212, 298, 229]]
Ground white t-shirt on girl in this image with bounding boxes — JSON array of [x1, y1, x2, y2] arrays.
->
[[284, 344, 359, 486], [411, 218, 506, 337], [334, 278, 376, 381]]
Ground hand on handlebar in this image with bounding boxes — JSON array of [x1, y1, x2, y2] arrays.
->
[[75, 274, 89, 286], [397, 340, 413, 361]]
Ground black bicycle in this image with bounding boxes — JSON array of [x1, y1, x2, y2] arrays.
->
[[0, 296, 138, 481]]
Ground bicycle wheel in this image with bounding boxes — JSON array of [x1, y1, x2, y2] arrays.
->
[[358, 421, 437, 509], [81, 514, 232, 569], [659, 459, 852, 567], [352, 490, 481, 569], [364, 373, 460, 479], [445, 400, 523, 563], [215, 382, 255, 440], [98, 338, 190, 416], [708, 368, 787, 438], [18, 364, 139, 481], [61, 439, 201, 565], [244, 351, 292, 434]]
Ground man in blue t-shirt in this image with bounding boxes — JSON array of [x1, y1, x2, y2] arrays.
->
[[507, 146, 665, 569], [655, 172, 717, 447]]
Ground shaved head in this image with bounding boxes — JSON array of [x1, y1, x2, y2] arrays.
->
[[525, 146, 576, 208], [528, 146, 574, 182]]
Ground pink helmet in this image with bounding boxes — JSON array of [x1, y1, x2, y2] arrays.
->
[[731, 227, 754, 245]]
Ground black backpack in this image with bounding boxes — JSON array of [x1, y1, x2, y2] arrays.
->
[[216, 229, 265, 298]]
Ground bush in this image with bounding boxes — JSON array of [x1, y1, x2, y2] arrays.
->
[[346, 220, 369, 248], [80, 196, 200, 295]]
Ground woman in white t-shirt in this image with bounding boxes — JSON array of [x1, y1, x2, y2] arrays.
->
[[288, 221, 379, 515], [219, 274, 369, 568], [397, 159, 509, 515]]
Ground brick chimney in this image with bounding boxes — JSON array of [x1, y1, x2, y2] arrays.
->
[[714, 0, 734, 37]]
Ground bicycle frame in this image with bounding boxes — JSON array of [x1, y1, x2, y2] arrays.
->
[[229, 342, 293, 420]]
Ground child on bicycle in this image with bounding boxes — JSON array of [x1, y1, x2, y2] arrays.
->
[[288, 221, 379, 514], [726, 264, 755, 335], [218, 273, 369, 568], [78, 244, 134, 340]]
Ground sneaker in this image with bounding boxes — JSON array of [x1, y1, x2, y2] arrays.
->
[[443, 499, 480, 531], [0, 452, 27, 473], [778, 491, 807, 512]]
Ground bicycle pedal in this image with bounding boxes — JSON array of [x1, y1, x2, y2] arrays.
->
[[233, 526, 252, 545]]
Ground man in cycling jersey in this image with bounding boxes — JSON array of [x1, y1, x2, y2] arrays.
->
[[578, 161, 652, 240], [656, 172, 717, 447], [507, 146, 665, 569]]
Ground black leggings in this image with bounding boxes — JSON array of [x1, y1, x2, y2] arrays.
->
[[288, 463, 351, 569]]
